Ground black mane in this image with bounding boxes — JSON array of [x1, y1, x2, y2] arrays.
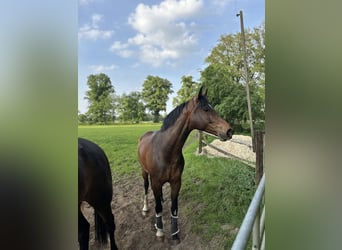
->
[[160, 101, 189, 131], [160, 95, 210, 131]]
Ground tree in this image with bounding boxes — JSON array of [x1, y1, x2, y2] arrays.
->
[[206, 23, 265, 89], [201, 64, 264, 129], [200, 64, 238, 121], [78, 113, 88, 124], [142, 75, 173, 122], [117, 91, 146, 123], [172, 75, 200, 107], [84, 73, 115, 124], [202, 23, 265, 128]]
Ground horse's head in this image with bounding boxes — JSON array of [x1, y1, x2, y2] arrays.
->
[[189, 87, 233, 141]]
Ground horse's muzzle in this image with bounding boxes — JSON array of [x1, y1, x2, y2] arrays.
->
[[227, 128, 233, 139], [218, 128, 233, 141]]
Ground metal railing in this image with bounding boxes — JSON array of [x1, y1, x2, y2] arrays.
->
[[231, 173, 265, 250], [197, 130, 265, 249]]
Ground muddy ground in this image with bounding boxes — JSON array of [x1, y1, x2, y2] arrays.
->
[[81, 173, 223, 250]]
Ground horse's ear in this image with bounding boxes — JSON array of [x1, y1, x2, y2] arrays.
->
[[197, 87, 208, 98], [197, 86, 203, 99]]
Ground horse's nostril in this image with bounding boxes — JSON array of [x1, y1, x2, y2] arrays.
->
[[227, 128, 233, 137]]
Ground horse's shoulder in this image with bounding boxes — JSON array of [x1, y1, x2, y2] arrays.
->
[[139, 131, 157, 141]]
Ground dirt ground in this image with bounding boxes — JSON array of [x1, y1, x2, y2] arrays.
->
[[81, 174, 220, 250]]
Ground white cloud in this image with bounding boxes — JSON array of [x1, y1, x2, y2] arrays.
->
[[211, 0, 233, 8], [91, 14, 103, 28], [117, 50, 134, 58], [210, 0, 233, 14], [79, 0, 101, 6], [110, 41, 129, 51], [89, 64, 117, 72], [79, 0, 90, 5], [109, 41, 133, 58], [78, 14, 114, 40], [119, 0, 203, 66], [131, 63, 140, 68], [128, 0, 203, 32]]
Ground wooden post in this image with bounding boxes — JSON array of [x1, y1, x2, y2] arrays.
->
[[255, 130, 265, 184], [198, 130, 203, 154], [237, 10, 254, 148]]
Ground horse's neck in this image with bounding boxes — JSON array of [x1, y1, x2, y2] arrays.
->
[[160, 113, 192, 153]]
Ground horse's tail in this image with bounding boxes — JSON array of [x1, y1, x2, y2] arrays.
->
[[94, 211, 108, 245]]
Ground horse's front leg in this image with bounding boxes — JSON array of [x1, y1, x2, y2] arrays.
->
[[152, 182, 164, 237], [142, 170, 149, 215], [170, 180, 181, 241]]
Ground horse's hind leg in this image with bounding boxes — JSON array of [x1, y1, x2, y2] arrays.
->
[[78, 206, 90, 250], [142, 170, 149, 214], [151, 180, 164, 237], [96, 204, 118, 250]]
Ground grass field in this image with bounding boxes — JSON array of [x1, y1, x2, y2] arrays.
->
[[78, 124, 161, 178], [78, 124, 254, 248]]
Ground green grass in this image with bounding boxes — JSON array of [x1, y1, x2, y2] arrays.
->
[[78, 123, 161, 179], [181, 141, 255, 248], [78, 124, 255, 248]]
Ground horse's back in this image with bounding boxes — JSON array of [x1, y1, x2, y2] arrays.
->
[[78, 138, 112, 173]]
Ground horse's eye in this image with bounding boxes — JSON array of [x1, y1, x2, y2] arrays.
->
[[203, 106, 210, 112]]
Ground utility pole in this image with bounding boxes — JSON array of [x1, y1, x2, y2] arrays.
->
[[237, 10, 255, 150]]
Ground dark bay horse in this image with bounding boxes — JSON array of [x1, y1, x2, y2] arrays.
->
[[78, 138, 118, 250], [137, 87, 233, 241]]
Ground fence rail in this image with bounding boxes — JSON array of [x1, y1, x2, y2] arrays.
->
[[232, 130, 265, 250], [198, 131, 256, 167], [201, 131, 253, 148], [231, 173, 265, 250], [200, 139, 255, 166]]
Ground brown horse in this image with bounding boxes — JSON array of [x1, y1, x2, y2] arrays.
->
[[137, 87, 233, 241], [78, 138, 118, 250]]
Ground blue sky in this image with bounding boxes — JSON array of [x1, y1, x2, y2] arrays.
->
[[78, 0, 264, 114]]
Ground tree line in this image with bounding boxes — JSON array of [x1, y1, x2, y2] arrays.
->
[[79, 23, 265, 131]]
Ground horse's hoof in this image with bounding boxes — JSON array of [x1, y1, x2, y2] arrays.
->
[[156, 229, 164, 237], [142, 208, 149, 216], [156, 235, 165, 242], [171, 234, 180, 244], [154, 224, 164, 237], [142, 204, 149, 212]]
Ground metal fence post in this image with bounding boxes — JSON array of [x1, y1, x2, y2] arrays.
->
[[252, 130, 265, 250], [252, 215, 260, 250]]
